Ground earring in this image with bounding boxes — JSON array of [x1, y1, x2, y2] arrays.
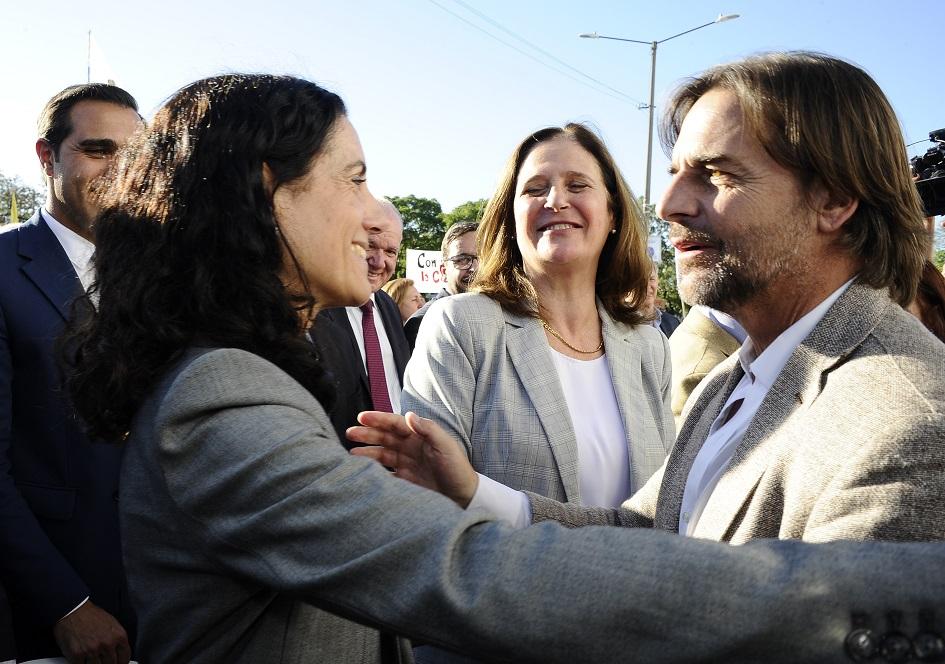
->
[[609, 228, 617, 234]]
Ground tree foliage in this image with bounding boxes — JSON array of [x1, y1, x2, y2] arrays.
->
[[387, 195, 446, 278], [441, 198, 488, 227], [387, 196, 495, 278], [0, 172, 44, 226], [640, 198, 682, 315]]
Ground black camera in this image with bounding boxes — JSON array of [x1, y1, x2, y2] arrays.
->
[[911, 128, 945, 217]]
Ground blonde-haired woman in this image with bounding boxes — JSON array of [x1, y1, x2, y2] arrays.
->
[[381, 277, 426, 324]]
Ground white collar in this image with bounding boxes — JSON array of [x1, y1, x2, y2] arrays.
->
[[736, 278, 854, 390], [42, 208, 94, 273], [695, 306, 747, 344]]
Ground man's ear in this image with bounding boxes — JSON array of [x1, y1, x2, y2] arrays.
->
[[35, 139, 56, 177], [814, 188, 859, 234]]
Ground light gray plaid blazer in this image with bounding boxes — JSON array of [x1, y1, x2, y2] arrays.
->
[[530, 283, 945, 544], [402, 293, 675, 504]]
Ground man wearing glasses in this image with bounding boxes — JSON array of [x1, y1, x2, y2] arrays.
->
[[405, 220, 479, 351]]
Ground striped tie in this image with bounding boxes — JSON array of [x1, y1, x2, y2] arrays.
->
[[360, 301, 393, 412]]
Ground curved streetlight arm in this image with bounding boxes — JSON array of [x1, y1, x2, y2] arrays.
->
[[656, 20, 716, 44], [581, 14, 740, 47], [658, 13, 739, 43], [579, 32, 651, 45]]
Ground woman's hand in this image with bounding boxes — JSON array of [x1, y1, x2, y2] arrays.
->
[[348, 411, 479, 508]]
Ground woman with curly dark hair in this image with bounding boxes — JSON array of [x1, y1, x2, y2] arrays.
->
[[64, 74, 657, 663]]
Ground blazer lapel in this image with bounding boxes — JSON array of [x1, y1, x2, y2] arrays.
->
[[691, 282, 887, 540], [692, 355, 815, 540], [324, 307, 369, 387], [18, 213, 82, 321], [600, 308, 655, 493], [504, 312, 582, 502], [654, 358, 744, 531]]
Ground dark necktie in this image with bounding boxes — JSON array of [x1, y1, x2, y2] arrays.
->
[[360, 301, 393, 412]]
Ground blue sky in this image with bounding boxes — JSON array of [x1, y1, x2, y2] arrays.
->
[[2, 0, 943, 214]]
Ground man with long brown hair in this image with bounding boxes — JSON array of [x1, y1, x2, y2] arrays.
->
[[524, 52, 945, 544]]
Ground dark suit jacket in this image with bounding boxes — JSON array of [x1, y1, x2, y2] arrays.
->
[[311, 290, 411, 442], [0, 213, 135, 659], [657, 309, 681, 338], [404, 288, 450, 352]]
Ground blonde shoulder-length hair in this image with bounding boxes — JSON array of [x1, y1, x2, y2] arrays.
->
[[473, 123, 650, 325]]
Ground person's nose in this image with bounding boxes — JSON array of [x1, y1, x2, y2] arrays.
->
[[544, 185, 570, 212], [656, 172, 699, 228]]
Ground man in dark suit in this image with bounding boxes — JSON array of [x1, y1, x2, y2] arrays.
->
[[0, 84, 141, 662], [404, 220, 478, 351], [312, 198, 411, 441]]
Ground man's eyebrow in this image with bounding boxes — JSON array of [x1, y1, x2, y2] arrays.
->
[[690, 153, 740, 168], [668, 153, 741, 174], [76, 138, 119, 151]]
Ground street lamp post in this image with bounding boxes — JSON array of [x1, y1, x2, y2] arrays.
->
[[580, 14, 739, 206]]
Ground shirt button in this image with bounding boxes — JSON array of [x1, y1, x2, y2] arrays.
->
[[682, 512, 691, 521]]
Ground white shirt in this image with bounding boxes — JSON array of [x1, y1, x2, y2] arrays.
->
[[344, 293, 402, 414], [551, 349, 630, 509], [469, 349, 631, 527], [43, 209, 94, 292], [678, 280, 853, 536]]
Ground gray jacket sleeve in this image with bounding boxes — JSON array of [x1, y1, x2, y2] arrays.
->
[[147, 349, 945, 664]]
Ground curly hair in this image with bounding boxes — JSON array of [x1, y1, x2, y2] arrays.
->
[[474, 123, 650, 324], [65, 74, 347, 442]]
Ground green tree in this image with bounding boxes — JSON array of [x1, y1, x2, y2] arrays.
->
[[0, 172, 44, 226], [441, 198, 488, 227], [934, 248, 945, 272], [639, 197, 682, 315], [387, 195, 446, 278]]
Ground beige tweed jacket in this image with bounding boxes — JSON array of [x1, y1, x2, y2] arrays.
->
[[530, 283, 945, 543], [668, 307, 742, 430], [402, 292, 675, 504]]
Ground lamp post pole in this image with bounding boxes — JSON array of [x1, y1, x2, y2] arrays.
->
[[580, 14, 739, 206], [645, 40, 657, 206]]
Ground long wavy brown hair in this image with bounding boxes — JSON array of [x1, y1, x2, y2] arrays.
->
[[473, 123, 650, 325]]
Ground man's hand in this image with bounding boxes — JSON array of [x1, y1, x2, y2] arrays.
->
[[53, 600, 131, 664], [348, 411, 479, 507]]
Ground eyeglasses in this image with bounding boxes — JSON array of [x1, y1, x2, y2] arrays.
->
[[445, 253, 479, 270]]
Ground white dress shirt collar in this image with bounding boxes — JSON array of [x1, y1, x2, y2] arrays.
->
[[735, 278, 854, 390], [695, 306, 747, 345], [42, 208, 95, 292]]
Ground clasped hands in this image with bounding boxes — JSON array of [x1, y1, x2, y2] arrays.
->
[[347, 411, 479, 508]]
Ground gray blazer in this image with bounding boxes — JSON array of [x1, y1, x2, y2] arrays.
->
[[119, 347, 945, 663], [402, 293, 674, 503], [530, 284, 945, 544]]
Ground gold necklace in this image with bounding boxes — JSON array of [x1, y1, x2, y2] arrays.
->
[[539, 317, 604, 354]]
